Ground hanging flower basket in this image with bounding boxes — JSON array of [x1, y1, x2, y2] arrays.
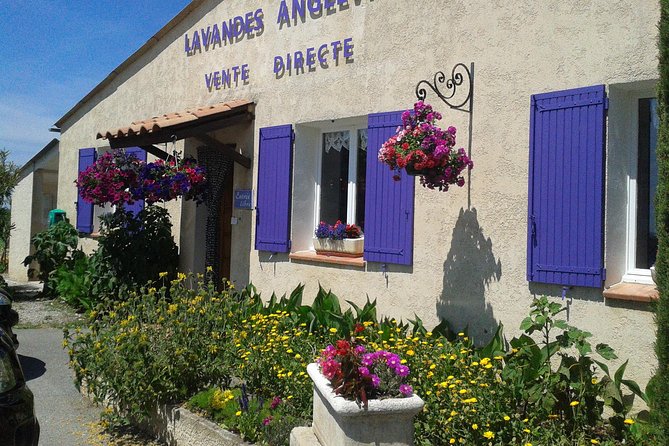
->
[[378, 101, 473, 191], [134, 156, 207, 205], [76, 151, 142, 207], [76, 150, 207, 206], [404, 164, 421, 176]]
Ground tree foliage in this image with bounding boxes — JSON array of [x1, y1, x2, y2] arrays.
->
[[0, 149, 20, 271], [650, 0, 669, 438], [0, 149, 19, 207]]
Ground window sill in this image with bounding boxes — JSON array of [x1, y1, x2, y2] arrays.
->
[[603, 282, 658, 303], [289, 250, 365, 268]]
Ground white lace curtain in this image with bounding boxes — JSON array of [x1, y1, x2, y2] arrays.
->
[[324, 131, 350, 153]]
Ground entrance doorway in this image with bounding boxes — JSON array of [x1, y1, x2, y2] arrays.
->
[[218, 170, 234, 282]]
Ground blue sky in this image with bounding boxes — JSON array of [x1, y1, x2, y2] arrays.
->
[[0, 0, 191, 167]]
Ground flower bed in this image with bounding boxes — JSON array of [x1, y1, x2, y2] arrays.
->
[[65, 277, 654, 445]]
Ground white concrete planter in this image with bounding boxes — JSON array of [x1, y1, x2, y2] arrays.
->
[[306, 363, 424, 446], [313, 237, 364, 257]]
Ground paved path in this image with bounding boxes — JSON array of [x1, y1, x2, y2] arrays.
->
[[15, 328, 102, 446]]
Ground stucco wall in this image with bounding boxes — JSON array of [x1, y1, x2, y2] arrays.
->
[[56, 0, 660, 389], [8, 171, 35, 281], [8, 144, 59, 281]]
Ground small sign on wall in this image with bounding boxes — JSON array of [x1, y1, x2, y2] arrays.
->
[[234, 189, 253, 209]]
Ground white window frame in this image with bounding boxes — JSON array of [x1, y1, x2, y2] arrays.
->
[[313, 121, 366, 230], [623, 94, 656, 285]]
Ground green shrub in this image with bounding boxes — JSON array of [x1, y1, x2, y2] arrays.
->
[[90, 206, 178, 301], [23, 220, 79, 297], [65, 274, 238, 424], [53, 251, 94, 311]]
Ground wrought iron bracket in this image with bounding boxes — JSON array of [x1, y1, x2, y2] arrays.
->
[[415, 63, 474, 114]]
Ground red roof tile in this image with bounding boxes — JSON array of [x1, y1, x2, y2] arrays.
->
[[96, 99, 253, 141]]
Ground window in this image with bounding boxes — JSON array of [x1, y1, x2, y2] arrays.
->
[[624, 97, 659, 282], [257, 111, 414, 265], [635, 98, 658, 269], [316, 126, 367, 230]]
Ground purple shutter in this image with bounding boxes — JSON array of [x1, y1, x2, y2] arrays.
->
[[76, 148, 96, 234], [527, 85, 607, 287], [363, 111, 415, 265], [123, 147, 146, 217], [255, 124, 293, 252]]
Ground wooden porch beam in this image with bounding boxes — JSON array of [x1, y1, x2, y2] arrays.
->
[[195, 134, 252, 169]]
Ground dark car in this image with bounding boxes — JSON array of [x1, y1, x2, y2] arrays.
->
[[0, 327, 39, 446]]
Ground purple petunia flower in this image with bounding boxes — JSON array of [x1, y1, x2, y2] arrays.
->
[[399, 384, 413, 396]]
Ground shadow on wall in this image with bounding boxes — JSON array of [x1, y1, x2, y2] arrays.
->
[[437, 207, 502, 345]]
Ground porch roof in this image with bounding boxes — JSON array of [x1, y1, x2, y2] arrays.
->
[[95, 99, 254, 166]]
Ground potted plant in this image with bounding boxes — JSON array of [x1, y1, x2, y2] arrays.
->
[[313, 221, 364, 257], [378, 101, 473, 191], [77, 150, 207, 206], [306, 334, 424, 446]]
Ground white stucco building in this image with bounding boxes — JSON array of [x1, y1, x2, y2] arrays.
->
[[8, 138, 59, 281], [52, 1, 660, 389]]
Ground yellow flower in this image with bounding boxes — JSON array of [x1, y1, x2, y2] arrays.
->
[[503, 415, 510, 421], [458, 332, 464, 336], [523, 428, 530, 433], [235, 411, 242, 416], [295, 354, 302, 359], [450, 439, 456, 444], [429, 364, 436, 370], [570, 401, 580, 407], [450, 410, 458, 417], [591, 378, 598, 385], [159, 271, 168, 278], [483, 431, 494, 439], [624, 418, 635, 425], [472, 423, 478, 430], [406, 349, 415, 356], [525, 444, 532, 446], [591, 440, 600, 445], [329, 328, 338, 334]]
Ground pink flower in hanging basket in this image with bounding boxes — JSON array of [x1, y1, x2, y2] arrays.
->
[[378, 101, 473, 191]]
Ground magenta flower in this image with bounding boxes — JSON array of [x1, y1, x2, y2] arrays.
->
[[270, 396, 282, 409], [399, 384, 413, 396], [396, 365, 410, 377]]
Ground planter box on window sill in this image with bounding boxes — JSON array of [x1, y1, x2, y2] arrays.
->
[[313, 237, 364, 257]]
